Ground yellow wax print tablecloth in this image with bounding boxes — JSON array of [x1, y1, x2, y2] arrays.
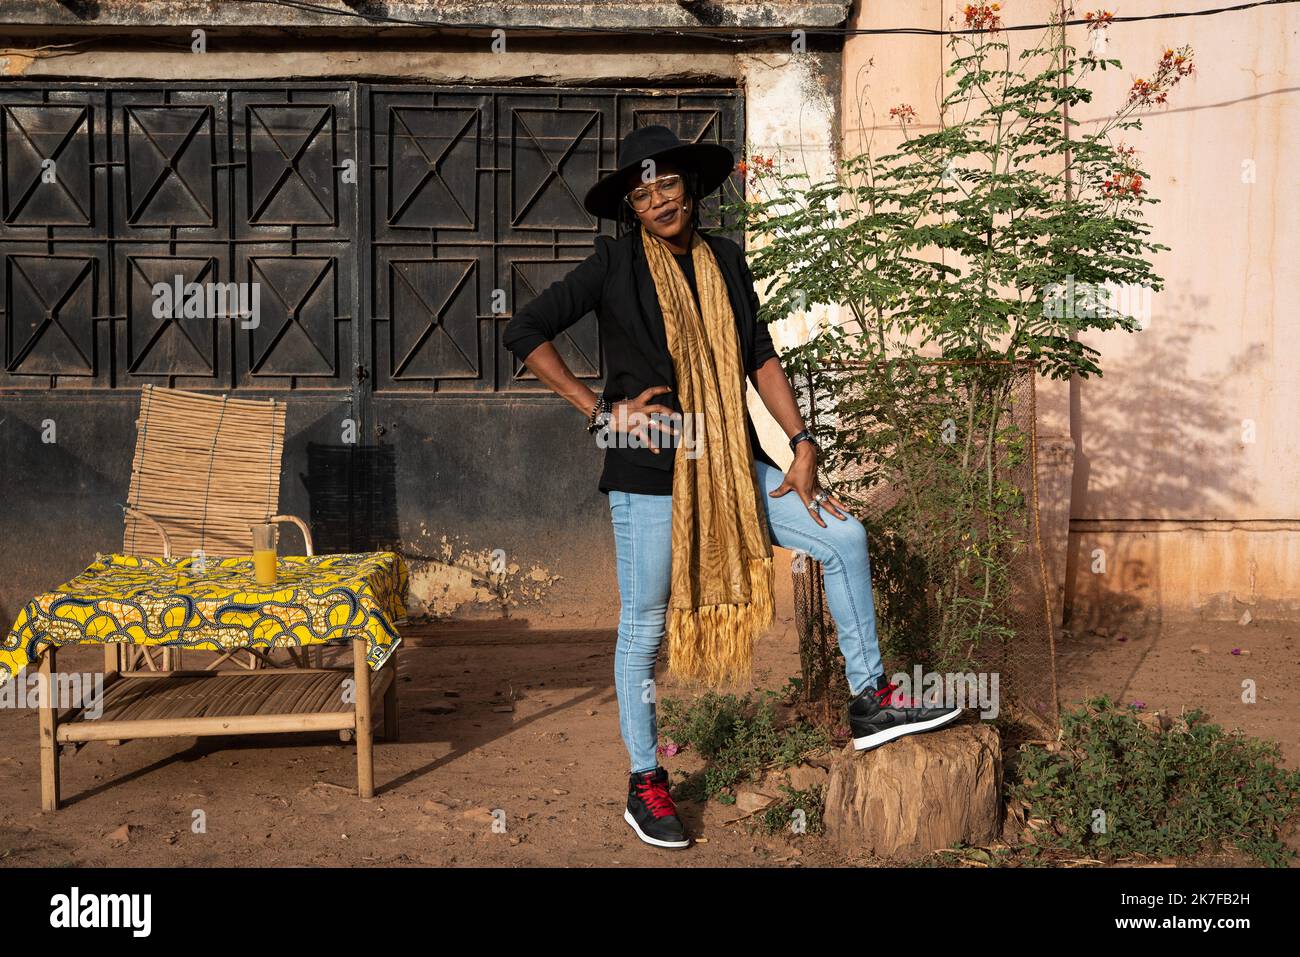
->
[[1, 553, 409, 684]]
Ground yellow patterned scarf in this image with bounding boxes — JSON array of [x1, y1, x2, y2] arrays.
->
[[640, 225, 775, 687]]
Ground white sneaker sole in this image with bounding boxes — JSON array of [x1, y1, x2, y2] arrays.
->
[[623, 808, 691, 849], [852, 707, 963, 751]]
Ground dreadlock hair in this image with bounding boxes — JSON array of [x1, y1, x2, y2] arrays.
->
[[614, 168, 704, 237]]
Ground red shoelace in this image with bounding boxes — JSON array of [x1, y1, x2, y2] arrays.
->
[[875, 682, 921, 708], [636, 778, 677, 819]]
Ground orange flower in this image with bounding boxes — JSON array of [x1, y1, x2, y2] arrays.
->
[[1127, 44, 1195, 108], [963, 3, 1002, 31], [1084, 10, 1115, 31], [1100, 155, 1144, 199]]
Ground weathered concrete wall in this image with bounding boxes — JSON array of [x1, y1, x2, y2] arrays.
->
[[0, 24, 844, 625], [1057, 0, 1300, 623], [3, 45, 741, 83], [841, 0, 1300, 623], [9, 0, 1292, 631], [0, 0, 851, 31], [738, 48, 842, 472]]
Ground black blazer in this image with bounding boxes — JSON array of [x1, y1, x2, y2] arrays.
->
[[502, 228, 779, 477]]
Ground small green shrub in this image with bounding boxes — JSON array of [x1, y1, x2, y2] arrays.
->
[[758, 785, 826, 836], [1009, 695, 1300, 866], [658, 691, 829, 802]]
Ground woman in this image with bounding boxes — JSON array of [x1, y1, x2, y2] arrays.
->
[[503, 126, 961, 850]]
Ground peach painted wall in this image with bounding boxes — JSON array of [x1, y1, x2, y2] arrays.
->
[[839, 0, 1300, 623]]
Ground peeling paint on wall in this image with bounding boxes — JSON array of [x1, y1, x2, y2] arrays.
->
[[402, 532, 561, 620], [1, 54, 35, 75]]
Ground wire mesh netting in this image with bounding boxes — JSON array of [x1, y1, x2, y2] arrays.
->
[[788, 359, 1059, 733]]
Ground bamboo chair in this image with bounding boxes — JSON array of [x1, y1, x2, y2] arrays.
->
[[117, 384, 318, 672]]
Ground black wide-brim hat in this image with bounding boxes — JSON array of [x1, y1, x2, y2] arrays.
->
[[583, 124, 736, 220]]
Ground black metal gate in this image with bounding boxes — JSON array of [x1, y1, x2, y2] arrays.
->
[[0, 82, 744, 623]]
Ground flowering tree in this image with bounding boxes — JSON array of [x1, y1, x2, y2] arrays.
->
[[728, 4, 1195, 716]]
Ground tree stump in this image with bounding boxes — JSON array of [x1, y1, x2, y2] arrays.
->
[[824, 723, 1002, 861]]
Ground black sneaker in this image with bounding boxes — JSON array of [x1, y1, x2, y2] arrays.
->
[[848, 674, 963, 751], [624, 766, 691, 849]]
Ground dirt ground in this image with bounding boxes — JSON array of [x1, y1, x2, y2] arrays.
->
[[1, 549, 1296, 868]]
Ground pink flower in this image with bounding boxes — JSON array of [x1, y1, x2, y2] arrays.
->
[[889, 104, 918, 125]]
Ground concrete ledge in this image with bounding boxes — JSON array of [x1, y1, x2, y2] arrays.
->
[[0, 0, 854, 31], [5, 48, 744, 82], [1067, 526, 1300, 622]]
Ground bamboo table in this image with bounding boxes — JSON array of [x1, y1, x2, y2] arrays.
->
[[2, 552, 409, 811]]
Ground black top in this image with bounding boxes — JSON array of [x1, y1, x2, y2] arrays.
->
[[501, 229, 781, 496], [597, 250, 775, 495]]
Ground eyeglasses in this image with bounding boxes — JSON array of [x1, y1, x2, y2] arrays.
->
[[624, 174, 685, 212]]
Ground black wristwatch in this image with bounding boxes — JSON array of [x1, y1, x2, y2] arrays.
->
[[587, 395, 612, 434], [789, 429, 818, 454]]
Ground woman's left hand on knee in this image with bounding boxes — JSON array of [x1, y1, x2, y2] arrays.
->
[[768, 451, 851, 528]]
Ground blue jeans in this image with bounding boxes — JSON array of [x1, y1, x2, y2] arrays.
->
[[608, 458, 884, 773]]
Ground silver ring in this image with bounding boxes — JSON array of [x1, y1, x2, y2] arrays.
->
[[806, 501, 820, 512], [813, 490, 828, 503]]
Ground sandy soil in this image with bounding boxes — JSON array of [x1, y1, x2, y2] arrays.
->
[[0, 550, 1295, 868]]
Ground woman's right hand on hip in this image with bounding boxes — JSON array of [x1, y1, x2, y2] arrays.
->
[[611, 386, 678, 454]]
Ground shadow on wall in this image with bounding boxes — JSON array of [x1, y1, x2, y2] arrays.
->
[[299, 443, 400, 554], [1065, 288, 1265, 636]]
